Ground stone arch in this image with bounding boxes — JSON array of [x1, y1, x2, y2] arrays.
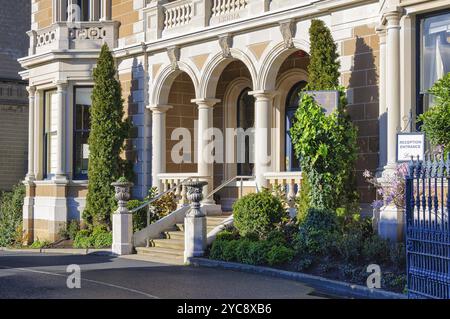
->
[[257, 40, 310, 91], [200, 49, 257, 99], [150, 61, 199, 106]]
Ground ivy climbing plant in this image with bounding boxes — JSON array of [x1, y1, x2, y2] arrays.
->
[[290, 19, 359, 212]]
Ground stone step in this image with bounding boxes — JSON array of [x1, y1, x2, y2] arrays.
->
[[151, 238, 184, 250], [136, 246, 184, 257], [164, 231, 184, 240], [133, 251, 185, 265]]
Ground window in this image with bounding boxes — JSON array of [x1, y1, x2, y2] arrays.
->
[[44, 90, 58, 179], [237, 88, 255, 176], [417, 10, 450, 118], [73, 87, 93, 180], [285, 81, 307, 172], [64, 0, 102, 22]]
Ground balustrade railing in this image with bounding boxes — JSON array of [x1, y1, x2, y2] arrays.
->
[[211, 0, 249, 16], [28, 21, 119, 55], [163, 0, 194, 30], [265, 171, 302, 217]]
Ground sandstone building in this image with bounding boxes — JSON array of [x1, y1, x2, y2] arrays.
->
[[19, 0, 450, 242]]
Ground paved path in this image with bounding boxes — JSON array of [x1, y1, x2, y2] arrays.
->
[[0, 251, 326, 299]]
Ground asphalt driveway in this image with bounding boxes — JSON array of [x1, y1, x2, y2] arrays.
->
[[0, 251, 327, 299]]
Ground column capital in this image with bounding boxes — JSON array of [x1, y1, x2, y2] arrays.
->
[[382, 7, 403, 27], [248, 90, 276, 100], [191, 98, 221, 109], [26, 86, 36, 94], [55, 80, 68, 91], [148, 104, 173, 114]]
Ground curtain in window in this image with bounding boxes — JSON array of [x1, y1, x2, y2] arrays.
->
[[421, 13, 450, 110]]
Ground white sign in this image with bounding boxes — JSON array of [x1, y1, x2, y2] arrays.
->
[[82, 144, 90, 159], [397, 133, 425, 162]]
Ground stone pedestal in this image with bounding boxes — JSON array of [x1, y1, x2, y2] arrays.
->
[[112, 213, 133, 255], [184, 181, 208, 264], [112, 181, 134, 255], [378, 204, 405, 242]]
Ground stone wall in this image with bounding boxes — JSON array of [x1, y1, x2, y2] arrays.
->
[[338, 23, 380, 205], [32, 0, 52, 30]]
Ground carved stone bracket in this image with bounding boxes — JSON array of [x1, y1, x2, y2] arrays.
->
[[218, 34, 233, 58], [279, 20, 296, 49], [167, 45, 180, 70]]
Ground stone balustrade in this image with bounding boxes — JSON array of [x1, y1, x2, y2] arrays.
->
[[265, 171, 302, 218], [158, 173, 199, 207], [28, 21, 120, 55], [163, 0, 194, 30]]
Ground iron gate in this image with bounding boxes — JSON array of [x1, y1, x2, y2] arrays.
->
[[405, 155, 450, 299]]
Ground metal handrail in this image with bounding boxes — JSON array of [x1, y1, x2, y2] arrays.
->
[[129, 176, 197, 214], [206, 175, 257, 200]]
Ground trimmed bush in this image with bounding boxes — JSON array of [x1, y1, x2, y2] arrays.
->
[[362, 235, 391, 264], [0, 182, 25, 247], [222, 240, 240, 262], [267, 246, 295, 266], [233, 189, 287, 239], [91, 226, 112, 248]]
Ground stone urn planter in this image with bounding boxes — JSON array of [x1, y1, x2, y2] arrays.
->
[[184, 180, 208, 264], [111, 179, 134, 255]]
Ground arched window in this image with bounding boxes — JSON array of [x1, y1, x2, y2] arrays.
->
[[237, 88, 255, 176], [285, 81, 307, 172]]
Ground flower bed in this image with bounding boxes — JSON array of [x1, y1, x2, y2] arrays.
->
[[207, 191, 406, 294]]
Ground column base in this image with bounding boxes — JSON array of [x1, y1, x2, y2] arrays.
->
[[377, 204, 405, 242], [184, 216, 207, 264]]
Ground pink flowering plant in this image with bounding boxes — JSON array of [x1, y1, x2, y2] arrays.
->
[[363, 163, 409, 209]]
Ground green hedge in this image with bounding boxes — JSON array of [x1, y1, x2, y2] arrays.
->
[[233, 189, 287, 239]]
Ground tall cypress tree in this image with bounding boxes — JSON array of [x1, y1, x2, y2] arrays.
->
[[291, 19, 358, 213], [306, 19, 341, 90], [84, 44, 129, 228]]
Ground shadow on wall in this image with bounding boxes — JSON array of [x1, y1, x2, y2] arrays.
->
[[347, 36, 379, 205], [122, 58, 145, 192]]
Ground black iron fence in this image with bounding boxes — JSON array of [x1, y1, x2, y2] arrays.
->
[[405, 154, 450, 299]]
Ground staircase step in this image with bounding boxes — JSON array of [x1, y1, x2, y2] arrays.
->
[[133, 250, 185, 265], [151, 238, 184, 250], [164, 231, 184, 240], [136, 246, 184, 257]]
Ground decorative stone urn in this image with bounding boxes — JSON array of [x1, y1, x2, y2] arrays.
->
[[111, 179, 134, 255], [184, 180, 208, 264]]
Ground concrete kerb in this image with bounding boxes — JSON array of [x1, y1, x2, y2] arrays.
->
[[189, 257, 407, 299], [0, 247, 113, 256]]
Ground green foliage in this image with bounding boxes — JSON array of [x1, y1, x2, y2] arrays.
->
[[233, 189, 287, 239], [307, 19, 341, 90], [290, 19, 358, 212], [362, 235, 391, 264], [91, 226, 112, 248], [73, 229, 93, 249], [30, 239, 50, 249], [215, 229, 239, 241], [128, 187, 178, 233], [300, 208, 338, 232], [266, 245, 295, 266], [83, 44, 130, 229], [59, 220, 80, 240], [73, 226, 112, 249], [0, 182, 25, 247], [418, 72, 450, 154], [296, 173, 311, 223]]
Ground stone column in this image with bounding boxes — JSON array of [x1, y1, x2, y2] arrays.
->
[[249, 91, 274, 188], [26, 86, 36, 181], [376, 26, 387, 174], [150, 105, 172, 191], [384, 9, 402, 172], [379, 8, 405, 242], [192, 98, 220, 203], [184, 180, 208, 264], [112, 181, 134, 255], [55, 81, 67, 180], [101, 0, 112, 21]]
